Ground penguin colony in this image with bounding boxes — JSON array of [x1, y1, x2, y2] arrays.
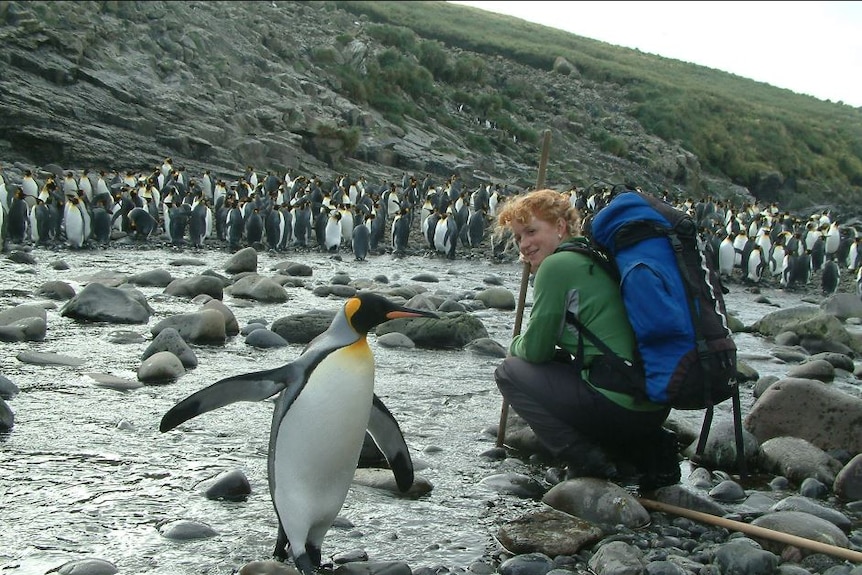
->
[[1, 162, 858, 295], [0, 162, 508, 262], [161, 292, 437, 574]]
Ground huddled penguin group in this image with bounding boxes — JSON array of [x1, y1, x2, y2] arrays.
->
[[160, 292, 437, 574], [0, 163, 510, 261]]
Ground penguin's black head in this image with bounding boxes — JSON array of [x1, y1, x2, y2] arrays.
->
[[346, 293, 437, 334]]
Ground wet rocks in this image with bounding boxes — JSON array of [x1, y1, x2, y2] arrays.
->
[[60, 282, 153, 323]]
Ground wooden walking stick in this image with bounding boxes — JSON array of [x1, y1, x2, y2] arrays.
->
[[638, 498, 862, 563], [496, 129, 552, 448]]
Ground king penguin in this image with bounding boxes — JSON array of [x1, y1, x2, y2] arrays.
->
[[821, 259, 840, 296], [63, 195, 86, 249], [352, 215, 370, 261], [717, 234, 735, 280], [160, 293, 437, 574]]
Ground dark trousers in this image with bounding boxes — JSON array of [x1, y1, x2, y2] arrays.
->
[[494, 356, 669, 461]]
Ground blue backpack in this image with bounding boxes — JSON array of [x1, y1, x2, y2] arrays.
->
[[561, 189, 738, 410]]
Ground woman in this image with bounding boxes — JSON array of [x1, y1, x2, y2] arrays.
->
[[494, 189, 679, 491]]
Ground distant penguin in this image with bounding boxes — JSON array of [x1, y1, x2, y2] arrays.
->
[[433, 213, 450, 255], [64, 196, 86, 248], [467, 209, 485, 248], [810, 235, 825, 272], [368, 212, 383, 252], [78, 170, 93, 202], [226, 206, 244, 251], [293, 201, 312, 248], [265, 208, 285, 251], [201, 170, 214, 203], [168, 205, 190, 246], [30, 200, 50, 245], [419, 197, 434, 226], [188, 202, 208, 248], [160, 158, 173, 179], [21, 171, 38, 201], [310, 207, 327, 249], [422, 210, 440, 250], [263, 171, 280, 195], [213, 179, 227, 209], [754, 228, 772, 259], [279, 206, 294, 250], [160, 293, 436, 574], [7, 188, 29, 244], [769, 243, 787, 277], [718, 235, 735, 279], [847, 237, 862, 271], [246, 208, 264, 246], [352, 217, 370, 261], [786, 232, 804, 257], [391, 209, 410, 255], [744, 245, 765, 284], [0, 177, 7, 214], [91, 204, 112, 246], [128, 206, 157, 240], [62, 172, 78, 197], [214, 197, 230, 241], [324, 210, 342, 252], [456, 204, 470, 248], [795, 251, 813, 286], [731, 232, 748, 268], [821, 260, 840, 296], [338, 206, 354, 249], [825, 221, 841, 259], [804, 223, 822, 251], [780, 253, 794, 288]]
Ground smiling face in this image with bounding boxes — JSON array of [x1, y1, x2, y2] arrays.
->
[[510, 213, 566, 271]]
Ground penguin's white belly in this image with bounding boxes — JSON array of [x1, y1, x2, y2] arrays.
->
[[273, 341, 375, 545], [65, 207, 84, 247], [325, 220, 341, 249]]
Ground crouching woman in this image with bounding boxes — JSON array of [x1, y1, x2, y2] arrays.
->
[[493, 189, 679, 491]]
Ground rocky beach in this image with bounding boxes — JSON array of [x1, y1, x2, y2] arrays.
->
[[0, 233, 860, 575], [1, 2, 860, 574]]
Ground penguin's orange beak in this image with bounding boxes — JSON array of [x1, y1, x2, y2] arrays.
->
[[386, 308, 437, 320]]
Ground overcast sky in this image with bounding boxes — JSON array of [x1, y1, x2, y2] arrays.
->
[[450, 1, 862, 107]]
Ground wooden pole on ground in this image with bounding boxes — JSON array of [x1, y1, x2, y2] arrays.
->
[[638, 498, 862, 563], [496, 129, 552, 448]]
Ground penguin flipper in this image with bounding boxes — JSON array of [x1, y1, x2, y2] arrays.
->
[[159, 364, 299, 432], [367, 394, 414, 492]]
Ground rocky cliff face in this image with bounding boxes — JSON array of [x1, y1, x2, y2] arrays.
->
[[0, 0, 740, 197]]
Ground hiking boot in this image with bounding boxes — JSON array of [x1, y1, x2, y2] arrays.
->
[[563, 446, 619, 481], [638, 428, 681, 492]]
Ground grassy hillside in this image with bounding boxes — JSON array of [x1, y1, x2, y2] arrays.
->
[[332, 0, 862, 208]]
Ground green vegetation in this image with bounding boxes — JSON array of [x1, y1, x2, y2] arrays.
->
[[329, 0, 862, 206], [316, 124, 361, 155]]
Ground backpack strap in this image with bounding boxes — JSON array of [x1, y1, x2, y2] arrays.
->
[[554, 241, 619, 280], [666, 226, 717, 409], [567, 312, 646, 398], [554, 242, 644, 397]]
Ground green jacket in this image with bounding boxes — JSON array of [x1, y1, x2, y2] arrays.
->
[[509, 237, 663, 411]]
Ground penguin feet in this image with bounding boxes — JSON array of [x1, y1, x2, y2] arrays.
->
[[293, 549, 321, 575], [294, 554, 315, 575]]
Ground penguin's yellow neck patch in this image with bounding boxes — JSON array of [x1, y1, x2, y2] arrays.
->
[[345, 297, 361, 322]]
